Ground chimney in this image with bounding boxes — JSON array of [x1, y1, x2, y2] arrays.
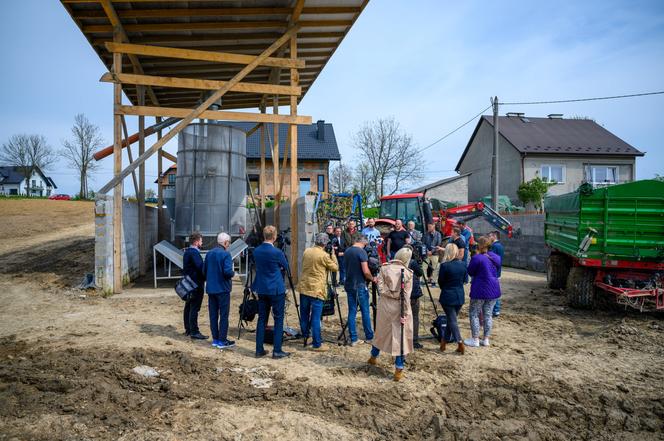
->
[[548, 114, 563, 119], [317, 120, 325, 141]]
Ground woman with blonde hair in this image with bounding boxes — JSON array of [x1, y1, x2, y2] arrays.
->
[[437, 243, 467, 354], [368, 247, 414, 381], [464, 236, 501, 348]]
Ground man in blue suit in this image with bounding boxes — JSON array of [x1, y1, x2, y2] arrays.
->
[[252, 225, 291, 359], [489, 230, 505, 317], [204, 232, 235, 349]]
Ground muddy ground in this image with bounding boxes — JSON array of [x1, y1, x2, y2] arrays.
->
[[0, 201, 663, 440]]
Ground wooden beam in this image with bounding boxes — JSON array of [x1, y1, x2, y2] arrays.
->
[[74, 6, 361, 19], [161, 150, 177, 163], [99, 25, 302, 195], [92, 32, 345, 47], [259, 105, 266, 209], [120, 115, 139, 196], [117, 105, 312, 125], [84, 20, 351, 33], [138, 86, 147, 276], [272, 99, 280, 228], [289, 30, 300, 280], [99, 0, 160, 107], [100, 72, 301, 96], [246, 123, 262, 137], [112, 29, 123, 294], [156, 117, 163, 209], [106, 42, 305, 69]]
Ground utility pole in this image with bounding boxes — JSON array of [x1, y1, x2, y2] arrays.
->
[[491, 96, 499, 211]]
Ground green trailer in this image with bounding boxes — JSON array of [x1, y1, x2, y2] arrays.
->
[[544, 180, 664, 311]]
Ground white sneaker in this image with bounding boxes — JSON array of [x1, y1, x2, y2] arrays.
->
[[363, 339, 373, 345], [463, 338, 480, 347], [480, 338, 490, 347]]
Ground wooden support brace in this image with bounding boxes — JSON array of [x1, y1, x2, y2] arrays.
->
[[161, 150, 177, 163], [116, 105, 312, 125]]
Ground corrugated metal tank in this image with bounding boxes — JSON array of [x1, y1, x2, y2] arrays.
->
[[175, 123, 246, 237]]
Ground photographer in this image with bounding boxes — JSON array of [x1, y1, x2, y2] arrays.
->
[[422, 223, 443, 285], [297, 233, 339, 351], [404, 244, 424, 349], [344, 235, 375, 345]]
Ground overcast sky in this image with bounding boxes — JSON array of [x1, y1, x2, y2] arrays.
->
[[1, 0, 662, 196]]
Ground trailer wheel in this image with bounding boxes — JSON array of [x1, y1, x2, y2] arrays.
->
[[547, 254, 569, 289], [566, 267, 596, 309]]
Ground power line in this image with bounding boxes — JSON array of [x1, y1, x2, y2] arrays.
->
[[501, 90, 664, 106], [418, 104, 492, 153]]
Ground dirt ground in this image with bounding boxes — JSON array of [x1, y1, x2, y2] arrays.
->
[[0, 205, 663, 440]]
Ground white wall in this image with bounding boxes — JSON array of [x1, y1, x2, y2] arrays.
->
[[422, 176, 469, 204]]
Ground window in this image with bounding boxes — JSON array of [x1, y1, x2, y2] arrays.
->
[[300, 178, 311, 197], [540, 164, 565, 183], [32, 179, 36, 187], [317, 174, 325, 192], [168, 174, 176, 185], [248, 174, 260, 196], [591, 166, 618, 184]]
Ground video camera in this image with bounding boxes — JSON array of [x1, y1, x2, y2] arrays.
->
[[275, 227, 291, 251], [365, 239, 382, 276], [410, 240, 428, 264]]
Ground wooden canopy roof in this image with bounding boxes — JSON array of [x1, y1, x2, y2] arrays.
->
[[61, 0, 368, 110]]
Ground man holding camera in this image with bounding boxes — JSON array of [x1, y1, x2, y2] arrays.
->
[[344, 235, 376, 345], [252, 225, 291, 359], [297, 233, 339, 351]]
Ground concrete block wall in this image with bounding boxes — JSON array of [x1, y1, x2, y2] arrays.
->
[[95, 195, 158, 293], [467, 213, 547, 273]]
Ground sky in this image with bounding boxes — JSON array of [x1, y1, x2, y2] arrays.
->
[[0, 0, 663, 196]]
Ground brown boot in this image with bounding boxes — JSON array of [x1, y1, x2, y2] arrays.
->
[[367, 356, 378, 366], [393, 368, 404, 382], [439, 340, 446, 352], [456, 341, 465, 355]]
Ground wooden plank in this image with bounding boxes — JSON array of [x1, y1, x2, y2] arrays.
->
[[156, 116, 163, 209], [99, 25, 302, 195], [259, 105, 266, 208], [289, 33, 300, 280], [117, 105, 312, 125], [84, 20, 352, 33], [246, 123, 262, 137], [120, 115, 139, 196], [74, 6, 361, 19], [138, 86, 146, 276], [92, 32, 345, 46], [100, 72, 301, 96], [106, 42, 305, 69], [112, 30, 123, 294], [161, 150, 177, 163], [272, 98, 280, 228]]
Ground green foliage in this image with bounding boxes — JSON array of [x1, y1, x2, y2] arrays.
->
[[0, 194, 48, 200], [363, 207, 379, 219], [517, 177, 554, 209]]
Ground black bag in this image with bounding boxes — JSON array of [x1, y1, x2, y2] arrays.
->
[[430, 314, 447, 342], [175, 275, 198, 301], [322, 285, 336, 317], [239, 288, 259, 322]]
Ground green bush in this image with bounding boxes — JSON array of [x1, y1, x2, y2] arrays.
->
[[363, 207, 379, 218], [517, 177, 555, 210]]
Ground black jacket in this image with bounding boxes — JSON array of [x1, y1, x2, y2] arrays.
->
[[438, 260, 467, 306], [183, 246, 205, 289], [409, 258, 423, 299]]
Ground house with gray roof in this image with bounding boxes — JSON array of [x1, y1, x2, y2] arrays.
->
[[455, 113, 644, 202], [0, 166, 57, 197]]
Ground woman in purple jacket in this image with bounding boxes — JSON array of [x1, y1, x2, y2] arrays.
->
[[464, 236, 501, 348]]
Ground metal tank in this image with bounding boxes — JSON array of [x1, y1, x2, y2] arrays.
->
[[175, 123, 247, 238]]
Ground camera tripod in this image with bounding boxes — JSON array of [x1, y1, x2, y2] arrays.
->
[[237, 248, 256, 340]]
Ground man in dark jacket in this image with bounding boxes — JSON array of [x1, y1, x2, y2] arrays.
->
[[422, 223, 442, 285], [183, 232, 206, 339], [204, 232, 235, 349], [489, 230, 505, 317], [252, 225, 291, 359], [406, 246, 424, 349]]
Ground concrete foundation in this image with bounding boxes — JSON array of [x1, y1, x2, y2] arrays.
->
[[95, 195, 158, 294]]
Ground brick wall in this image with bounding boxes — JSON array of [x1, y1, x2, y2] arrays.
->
[[95, 195, 158, 294], [467, 213, 547, 272]]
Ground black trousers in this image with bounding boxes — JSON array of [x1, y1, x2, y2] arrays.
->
[[410, 297, 420, 343], [184, 288, 204, 335]]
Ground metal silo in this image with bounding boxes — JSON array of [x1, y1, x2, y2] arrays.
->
[[175, 123, 247, 238]]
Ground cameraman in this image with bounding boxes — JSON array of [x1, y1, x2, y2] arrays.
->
[[297, 233, 339, 351], [422, 223, 443, 285], [404, 244, 424, 349], [344, 235, 375, 345]]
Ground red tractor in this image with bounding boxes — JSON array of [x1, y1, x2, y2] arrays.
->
[[373, 193, 515, 261]]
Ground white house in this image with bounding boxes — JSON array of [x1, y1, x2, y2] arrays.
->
[[0, 166, 57, 196]]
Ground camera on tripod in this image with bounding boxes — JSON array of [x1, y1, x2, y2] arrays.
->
[[365, 239, 381, 276], [275, 227, 291, 251], [410, 240, 428, 264]]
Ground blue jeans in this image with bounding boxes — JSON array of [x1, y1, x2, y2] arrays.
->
[[442, 304, 462, 343], [493, 299, 501, 315], [338, 255, 346, 284], [346, 284, 374, 342], [371, 346, 405, 369], [208, 292, 230, 342], [300, 294, 324, 348], [256, 293, 285, 354]]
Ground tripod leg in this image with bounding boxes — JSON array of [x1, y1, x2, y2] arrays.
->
[[423, 276, 440, 317], [335, 290, 348, 345]]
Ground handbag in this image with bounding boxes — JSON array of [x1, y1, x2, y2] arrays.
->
[[239, 288, 259, 322], [175, 275, 198, 301], [322, 285, 336, 317]]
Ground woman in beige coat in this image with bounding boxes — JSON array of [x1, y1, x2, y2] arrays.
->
[[367, 247, 414, 381]]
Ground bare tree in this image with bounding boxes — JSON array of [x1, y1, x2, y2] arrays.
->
[[329, 162, 354, 193], [352, 162, 375, 206], [60, 114, 104, 198], [353, 117, 423, 198], [1, 134, 55, 195]]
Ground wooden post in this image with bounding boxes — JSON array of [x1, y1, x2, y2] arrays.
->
[[138, 86, 146, 276], [289, 34, 299, 278], [272, 97, 280, 228], [112, 29, 123, 293], [259, 105, 266, 209], [156, 116, 163, 208], [491, 96, 499, 210]]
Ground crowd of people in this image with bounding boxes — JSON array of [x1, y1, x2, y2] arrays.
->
[[180, 218, 505, 381]]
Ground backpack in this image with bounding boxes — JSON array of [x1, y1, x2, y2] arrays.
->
[[322, 284, 336, 317], [238, 287, 259, 322]]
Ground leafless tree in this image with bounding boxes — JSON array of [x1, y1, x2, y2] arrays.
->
[[60, 114, 104, 198], [0, 134, 55, 195], [352, 162, 375, 206], [352, 117, 423, 198], [329, 162, 353, 193]]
